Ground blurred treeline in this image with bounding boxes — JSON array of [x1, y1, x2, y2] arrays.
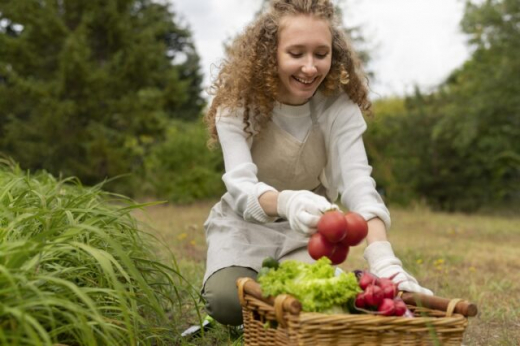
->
[[366, 0, 520, 212], [0, 0, 518, 212], [0, 0, 224, 203]]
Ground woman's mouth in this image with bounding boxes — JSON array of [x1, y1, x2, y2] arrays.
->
[[293, 76, 317, 86]]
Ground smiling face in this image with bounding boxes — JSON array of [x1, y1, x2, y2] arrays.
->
[[276, 14, 332, 105]]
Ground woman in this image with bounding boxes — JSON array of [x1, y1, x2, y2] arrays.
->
[[202, 0, 432, 326]]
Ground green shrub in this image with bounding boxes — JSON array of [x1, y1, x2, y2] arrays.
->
[[365, 97, 422, 206], [143, 120, 225, 203], [0, 159, 198, 345]]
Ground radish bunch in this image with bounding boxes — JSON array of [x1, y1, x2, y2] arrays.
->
[[354, 271, 413, 317], [307, 211, 368, 265]]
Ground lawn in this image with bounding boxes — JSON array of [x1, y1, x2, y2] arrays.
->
[[134, 201, 520, 345]]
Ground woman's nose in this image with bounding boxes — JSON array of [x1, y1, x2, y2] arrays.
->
[[301, 57, 317, 75]]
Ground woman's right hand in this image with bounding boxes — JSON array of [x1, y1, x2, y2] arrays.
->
[[277, 190, 338, 235], [364, 241, 434, 296]]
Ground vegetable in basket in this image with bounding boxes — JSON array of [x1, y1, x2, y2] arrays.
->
[[353, 270, 414, 317], [258, 257, 361, 314]]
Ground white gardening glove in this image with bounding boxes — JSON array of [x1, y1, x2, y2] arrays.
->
[[277, 190, 338, 236], [364, 241, 433, 296]]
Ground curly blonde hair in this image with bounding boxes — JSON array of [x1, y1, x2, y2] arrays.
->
[[205, 0, 371, 146]]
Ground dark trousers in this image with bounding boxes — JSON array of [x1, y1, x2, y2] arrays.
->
[[202, 266, 257, 326]]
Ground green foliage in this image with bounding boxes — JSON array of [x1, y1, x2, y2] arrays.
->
[[0, 160, 198, 345], [415, 0, 520, 210], [258, 258, 361, 313], [0, 0, 205, 194], [143, 120, 225, 203], [439, 0, 519, 207], [366, 0, 519, 211], [365, 97, 423, 205]]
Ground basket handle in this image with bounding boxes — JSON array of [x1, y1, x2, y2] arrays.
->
[[236, 277, 302, 315], [274, 294, 290, 328], [400, 292, 478, 317]]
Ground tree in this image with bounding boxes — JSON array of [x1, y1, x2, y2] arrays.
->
[[422, 0, 520, 210], [0, 0, 205, 192], [365, 0, 520, 211]]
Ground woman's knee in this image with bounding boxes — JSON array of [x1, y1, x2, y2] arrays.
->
[[202, 266, 257, 326]]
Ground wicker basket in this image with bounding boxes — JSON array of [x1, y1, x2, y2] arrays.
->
[[237, 277, 474, 346]]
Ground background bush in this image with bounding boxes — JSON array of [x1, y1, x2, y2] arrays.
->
[[142, 120, 225, 203], [365, 0, 520, 212]]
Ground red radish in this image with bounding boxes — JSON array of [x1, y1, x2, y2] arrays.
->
[[394, 298, 407, 317], [379, 272, 399, 284], [355, 292, 366, 309], [381, 284, 398, 299], [379, 280, 398, 299], [364, 284, 383, 308], [359, 271, 380, 290], [341, 212, 368, 246], [307, 232, 335, 260], [379, 274, 400, 299], [317, 210, 347, 243], [378, 298, 396, 316], [328, 243, 349, 265]]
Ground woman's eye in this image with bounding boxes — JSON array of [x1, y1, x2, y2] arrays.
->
[[315, 53, 329, 59], [289, 52, 302, 58]]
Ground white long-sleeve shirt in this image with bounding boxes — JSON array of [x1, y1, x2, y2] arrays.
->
[[215, 92, 391, 229]]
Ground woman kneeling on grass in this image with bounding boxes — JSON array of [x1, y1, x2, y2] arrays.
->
[[202, 0, 433, 326]]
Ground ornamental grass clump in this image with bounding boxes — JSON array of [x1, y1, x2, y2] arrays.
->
[[0, 160, 195, 345]]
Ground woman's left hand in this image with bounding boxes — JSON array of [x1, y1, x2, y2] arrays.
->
[[277, 190, 338, 235], [363, 241, 433, 296]]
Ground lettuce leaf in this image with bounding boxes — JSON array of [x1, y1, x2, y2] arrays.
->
[[258, 257, 361, 313]]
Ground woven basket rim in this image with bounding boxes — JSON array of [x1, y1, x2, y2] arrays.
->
[[238, 277, 470, 326], [238, 278, 470, 345], [242, 294, 468, 326], [295, 309, 467, 322]]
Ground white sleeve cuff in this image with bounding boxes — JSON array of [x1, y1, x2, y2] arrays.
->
[[243, 183, 278, 224], [358, 208, 391, 231]]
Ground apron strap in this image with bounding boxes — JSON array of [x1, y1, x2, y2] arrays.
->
[[309, 98, 318, 125], [309, 94, 339, 125]]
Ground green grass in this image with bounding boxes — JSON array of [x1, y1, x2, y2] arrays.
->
[[135, 200, 520, 346], [0, 160, 201, 345]]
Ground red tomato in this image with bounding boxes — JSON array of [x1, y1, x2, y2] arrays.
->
[[328, 243, 349, 265], [341, 212, 368, 246], [307, 232, 335, 260], [317, 210, 347, 243]]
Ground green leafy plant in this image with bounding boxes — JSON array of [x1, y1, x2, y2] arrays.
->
[[143, 120, 225, 203], [0, 159, 199, 345], [258, 257, 361, 314]]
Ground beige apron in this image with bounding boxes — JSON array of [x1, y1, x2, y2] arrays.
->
[[203, 99, 327, 284]]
